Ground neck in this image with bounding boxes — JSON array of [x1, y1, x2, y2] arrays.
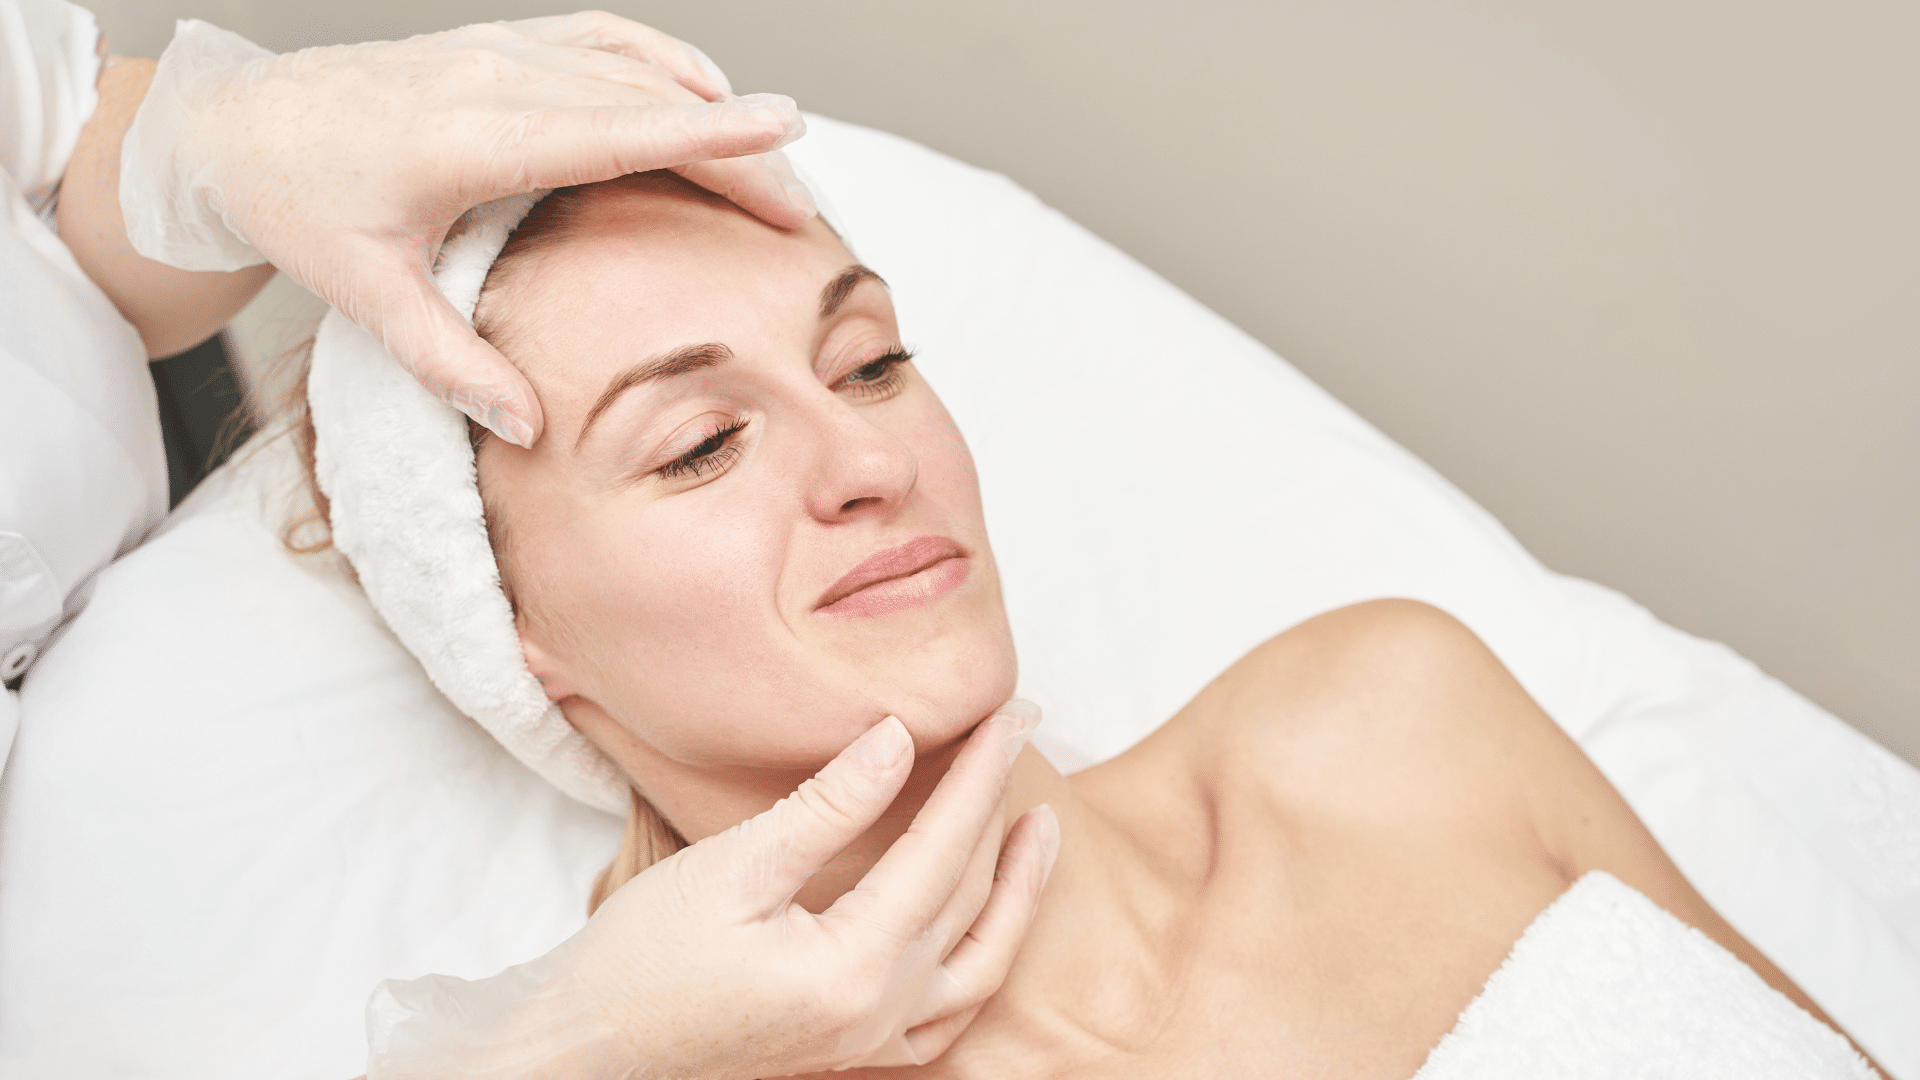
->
[[588, 705, 1202, 1073], [909, 750, 1201, 1077]]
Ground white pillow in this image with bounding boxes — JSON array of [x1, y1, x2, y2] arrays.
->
[[0, 444, 619, 1077], [4, 116, 1915, 1078]]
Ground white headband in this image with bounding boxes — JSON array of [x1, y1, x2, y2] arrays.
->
[[308, 167, 846, 815]]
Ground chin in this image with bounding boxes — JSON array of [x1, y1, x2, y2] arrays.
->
[[878, 633, 1019, 754]]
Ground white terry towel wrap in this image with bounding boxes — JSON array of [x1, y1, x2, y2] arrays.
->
[[306, 189, 634, 813], [1415, 871, 1876, 1080], [308, 165, 847, 815]]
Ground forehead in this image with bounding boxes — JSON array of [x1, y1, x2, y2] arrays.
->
[[477, 173, 857, 386]]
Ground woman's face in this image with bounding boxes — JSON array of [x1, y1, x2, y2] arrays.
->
[[474, 173, 1016, 781]]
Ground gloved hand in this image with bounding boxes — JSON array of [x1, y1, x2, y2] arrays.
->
[[119, 13, 815, 448], [365, 701, 1059, 1080]]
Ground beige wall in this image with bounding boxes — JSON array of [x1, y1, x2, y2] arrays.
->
[[99, 0, 1918, 764]]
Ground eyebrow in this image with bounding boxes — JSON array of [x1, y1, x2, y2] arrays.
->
[[573, 265, 889, 450], [576, 341, 733, 450], [820, 264, 886, 318]]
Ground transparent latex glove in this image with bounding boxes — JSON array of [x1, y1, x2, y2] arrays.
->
[[365, 701, 1059, 1080], [120, 13, 815, 447]]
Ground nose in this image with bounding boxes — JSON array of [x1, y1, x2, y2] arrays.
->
[[800, 396, 918, 523]]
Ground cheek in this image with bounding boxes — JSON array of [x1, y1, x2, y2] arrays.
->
[[554, 500, 831, 757], [900, 397, 987, 522], [524, 475, 880, 769]]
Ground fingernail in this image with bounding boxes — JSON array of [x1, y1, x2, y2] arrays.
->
[[733, 92, 805, 147], [995, 700, 1041, 767], [856, 716, 913, 773], [688, 44, 733, 97], [1034, 804, 1061, 881], [485, 407, 537, 450], [449, 389, 539, 450], [1000, 699, 1042, 739], [783, 176, 817, 218], [759, 150, 818, 218]]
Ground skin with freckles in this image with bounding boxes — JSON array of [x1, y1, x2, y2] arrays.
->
[[469, 174, 1878, 1077]]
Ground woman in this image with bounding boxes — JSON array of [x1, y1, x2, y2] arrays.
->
[[5, 3, 1053, 1073], [301, 169, 1878, 1077]]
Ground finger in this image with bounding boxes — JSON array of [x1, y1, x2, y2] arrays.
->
[[912, 804, 1060, 1028], [900, 1004, 982, 1068], [496, 95, 802, 193], [429, 22, 699, 105], [506, 10, 732, 99], [325, 246, 543, 447], [519, 44, 701, 102], [823, 808, 1001, 1074], [685, 717, 914, 916], [918, 798, 1004, 957], [674, 149, 818, 230], [826, 700, 1041, 943]]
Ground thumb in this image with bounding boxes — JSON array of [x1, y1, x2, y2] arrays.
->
[[686, 717, 915, 916], [332, 250, 544, 447]]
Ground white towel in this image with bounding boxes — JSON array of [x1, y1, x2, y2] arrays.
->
[[1416, 872, 1877, 1080], [307, 192, 632, 815]]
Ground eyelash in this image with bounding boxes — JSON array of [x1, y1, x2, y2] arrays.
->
[[837, 348, 914, 399], [652, 349, 914, 482], [658, 419, 748, 479]]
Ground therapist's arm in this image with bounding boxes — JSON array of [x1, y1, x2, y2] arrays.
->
[[57, 58, 273, 360]]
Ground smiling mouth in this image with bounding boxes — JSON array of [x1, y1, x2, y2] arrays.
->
[[816, 535, 970, 618]]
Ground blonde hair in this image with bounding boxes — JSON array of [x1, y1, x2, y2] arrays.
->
[[589, 789, 687, 914]]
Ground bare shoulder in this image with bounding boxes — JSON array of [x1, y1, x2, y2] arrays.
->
[[1065, 599, 1572, 900], [1161, 600, 1559, 830], [1130, 600, 1856, 1049]]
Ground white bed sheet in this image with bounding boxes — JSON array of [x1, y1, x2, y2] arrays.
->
[[2, 116, 1915, 1078]]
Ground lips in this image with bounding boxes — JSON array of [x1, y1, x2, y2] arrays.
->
[[815, 535, 969, 618]]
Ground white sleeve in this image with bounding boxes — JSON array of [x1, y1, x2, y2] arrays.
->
[[0, 1, 163, 707], [0, 203, 163, 689], [0, 0, 102, 215]]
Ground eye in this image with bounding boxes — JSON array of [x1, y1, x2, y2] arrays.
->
[[836, 348, 914, 400], [657, 418, 747, 480]]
